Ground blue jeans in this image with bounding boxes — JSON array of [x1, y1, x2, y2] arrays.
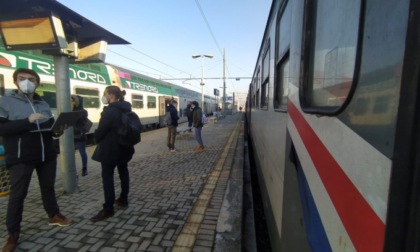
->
[[75, 140, 87, 168], [101, 162, 129, 211], [7, 159, 60, 232], [194, 127, 204, 147]]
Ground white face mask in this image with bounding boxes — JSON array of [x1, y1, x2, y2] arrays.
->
[[18, 79, 36, 94], [101, 95, 109, 105]]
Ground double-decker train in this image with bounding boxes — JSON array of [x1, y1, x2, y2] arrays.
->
[[246, 0, 420, 251], [0, 46, 217, 142]]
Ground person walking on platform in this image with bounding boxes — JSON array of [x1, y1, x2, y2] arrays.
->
[[191, 101, 204, 152], [91, 86, 134, 222], [166, 100, 179, 152], [71, 95, 89, 176], [0, 68, 72, 252], [186, 102, 193, 131]]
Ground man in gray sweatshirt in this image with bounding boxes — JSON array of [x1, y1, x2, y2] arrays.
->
[[0, 68, 72, 252]]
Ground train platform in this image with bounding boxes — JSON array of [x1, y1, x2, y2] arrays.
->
[[0, 112, 247, 252]]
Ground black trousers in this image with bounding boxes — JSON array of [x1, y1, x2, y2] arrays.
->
[[6, 159, 59, 233], [101, 162, 129, 211]]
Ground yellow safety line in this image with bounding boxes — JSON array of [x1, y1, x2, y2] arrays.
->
[[172, 121, 240, 251]]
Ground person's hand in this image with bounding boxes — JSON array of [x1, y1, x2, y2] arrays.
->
[[52, 124, 67, 137], [28, 113, 46, 123]]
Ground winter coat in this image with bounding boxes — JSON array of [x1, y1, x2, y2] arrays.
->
[[72, 95, 88, 141], [186, 104, 193, 119], [167, 104, 179, 127], [192, 106, 203, 128], [92, 101, 135, 165], [0, 90, 57, 167]]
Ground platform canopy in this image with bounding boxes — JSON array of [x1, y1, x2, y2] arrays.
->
[[0, 0, 129, 54]]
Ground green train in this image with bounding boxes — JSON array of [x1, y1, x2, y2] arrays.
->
[[0, 46, 217, 137]]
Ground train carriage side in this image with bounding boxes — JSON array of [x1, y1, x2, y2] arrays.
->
[[106, 64, 179, 129], [248, 0, 420, 251], [172, 85, 201, 120], [0, 46, 111, 140]]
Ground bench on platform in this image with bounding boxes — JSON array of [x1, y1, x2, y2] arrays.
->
[[176, 127, 193, 139], [211, 112, 224, 124], [177, 127, 192, 134]]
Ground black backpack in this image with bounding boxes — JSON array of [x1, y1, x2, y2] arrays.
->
[[118, 111, 142, 146]]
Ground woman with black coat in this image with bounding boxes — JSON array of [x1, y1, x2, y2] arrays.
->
[[71, 95, 89, 176], [91, 86, 135, 222]]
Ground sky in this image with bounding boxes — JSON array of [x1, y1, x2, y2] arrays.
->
[[57, 0, 272, 97]]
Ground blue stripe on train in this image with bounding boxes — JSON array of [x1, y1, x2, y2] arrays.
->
[[296, 161, 332, 252]]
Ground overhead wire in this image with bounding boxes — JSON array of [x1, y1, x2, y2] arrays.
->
[[194, 0, 223, 56]]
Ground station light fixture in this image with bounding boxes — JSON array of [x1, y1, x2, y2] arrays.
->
[[192, 54, 214, 109], [0, 15, 67, 50]]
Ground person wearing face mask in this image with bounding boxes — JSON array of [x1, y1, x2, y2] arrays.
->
[[91, 86, 135, 222], [0, 68, 72, 252]]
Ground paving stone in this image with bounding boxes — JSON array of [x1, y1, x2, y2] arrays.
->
[[0, 114, 243, 251]]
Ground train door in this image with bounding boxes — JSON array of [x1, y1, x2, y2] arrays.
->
[[384, 2, 420, 249], [158, 96, 174, 127]]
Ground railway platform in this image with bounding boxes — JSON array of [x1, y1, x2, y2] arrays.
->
[[0, 112, 247, 251]]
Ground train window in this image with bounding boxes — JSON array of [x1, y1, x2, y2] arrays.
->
[[261, 45, 269, 110], [132, 94, 144, 109], [301, 0, 361, 114], [74, 87, 100, 108], [37, 83, 57, 108], [147, 96, 156, 108], [0, 74, 4, 96], [256, 69, 261, 109], [274, 57, 289, 110], [274, 1, 291, 111]]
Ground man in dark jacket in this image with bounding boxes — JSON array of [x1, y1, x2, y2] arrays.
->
[[0, 68, 72, 251], [192, 101, 204, 152], [91, 86, 135, 222], [167, 100, 179, 152]]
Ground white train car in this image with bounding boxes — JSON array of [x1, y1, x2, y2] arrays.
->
[[0, 47, 217, 137], [246, 0, 420, 251]]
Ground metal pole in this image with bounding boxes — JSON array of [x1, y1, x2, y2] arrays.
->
[[201, 56, 204, 109], [54, 55, 78, 194], [222, 49, 226, 116]]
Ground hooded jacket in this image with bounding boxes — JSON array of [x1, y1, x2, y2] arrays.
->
[[92, 101, 134, 165], [0, 90, 57, 167], [192, 102, 203, 128], [72, 95, 89, 140], [167, 103, 179, 127]]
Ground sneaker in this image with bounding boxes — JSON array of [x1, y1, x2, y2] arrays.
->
[[90, 209, 114, 222], [170, 149, 177, 152], [115, 198, 128, 208], [194, 146, 200, 151], [82, 168, 88, 177], [195, 146, 204, 152], [48, 212, 72, 227]]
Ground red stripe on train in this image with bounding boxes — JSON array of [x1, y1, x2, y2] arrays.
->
[[288, 101, 385, 252]]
